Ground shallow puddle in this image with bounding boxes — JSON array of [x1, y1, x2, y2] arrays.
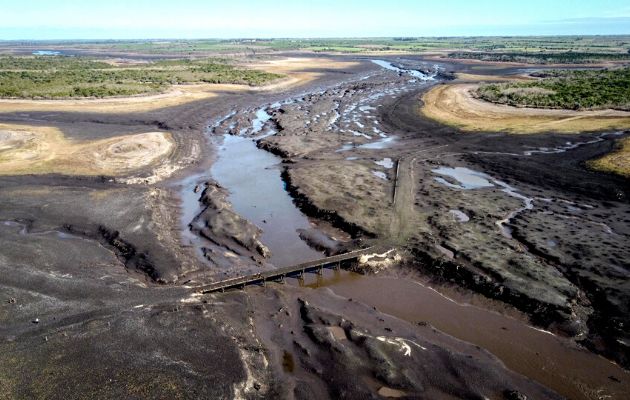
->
[[338, 136, 397, 152], [448, 209, 470, 222], [433, 166, 494, 189], [32, 50, 61, 55], [374, 158, 394, 169]]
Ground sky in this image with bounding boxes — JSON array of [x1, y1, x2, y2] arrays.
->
[[1, 0, 629, 40]]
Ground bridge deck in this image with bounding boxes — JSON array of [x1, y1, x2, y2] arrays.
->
[[195, 247, 376, 294]]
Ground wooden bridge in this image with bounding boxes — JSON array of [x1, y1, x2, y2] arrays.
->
[[195, 247, 379, 294]]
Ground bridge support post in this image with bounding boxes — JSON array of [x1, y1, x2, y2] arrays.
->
[[317, 266, 323, 276], [335, 261, 341, 271]]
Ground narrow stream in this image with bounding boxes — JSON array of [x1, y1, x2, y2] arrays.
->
[[1, 220, 85, 241], [178, 112, 236, 259], [210, 130, 323, 267], [432, 166, 534, 238], [370, 59, 436, 80], [179, 106, 323, 268]]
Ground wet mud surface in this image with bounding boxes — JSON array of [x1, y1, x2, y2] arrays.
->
[[1, 53, 629, 399]]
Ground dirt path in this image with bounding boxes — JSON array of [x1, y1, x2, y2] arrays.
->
[[389, 156, 415, 243]]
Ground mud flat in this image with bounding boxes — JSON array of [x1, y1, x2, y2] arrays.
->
[[1, 52, 630, 399], [0, 54, 374, 399], [235, 55, 630, 386]]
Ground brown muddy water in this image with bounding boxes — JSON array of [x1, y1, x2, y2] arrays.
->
[[286, 269, 630, 400]]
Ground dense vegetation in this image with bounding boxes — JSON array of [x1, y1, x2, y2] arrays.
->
[[447, 51, 630, 64], [0, 56, 282, 98], [475, 68, 630, 110]]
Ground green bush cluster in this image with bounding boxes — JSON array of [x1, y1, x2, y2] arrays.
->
[[0, 56, 282, 99], [475, 68, 630, 110]]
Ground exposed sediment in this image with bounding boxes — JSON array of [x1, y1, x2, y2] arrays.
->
[[2, 53, 629, 399], [249, 57, 630, 371], [281, 168, 376, 240]]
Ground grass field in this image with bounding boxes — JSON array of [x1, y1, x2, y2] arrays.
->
[[108, 36, 630, 55], [0, 57, 356, 114], [0, 56, 283, 98], [475, 68, 630, 110]]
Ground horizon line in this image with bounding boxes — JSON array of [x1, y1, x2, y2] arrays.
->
[[2, 33, 630, 42]]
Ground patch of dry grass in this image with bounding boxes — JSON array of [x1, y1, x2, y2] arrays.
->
[[588, 137, 630, 177], [454, 73, 534, 82]]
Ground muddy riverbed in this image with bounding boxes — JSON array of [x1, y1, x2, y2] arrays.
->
[[286, 269, 630, 400], [1, 53, 629, 399], [178, 56, 630, 398]]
